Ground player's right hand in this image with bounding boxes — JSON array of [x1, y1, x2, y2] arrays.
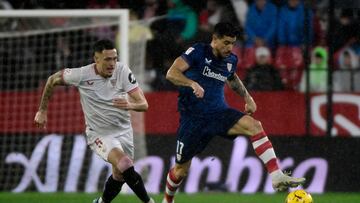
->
[[191, 82, 204, 98], [34, 110, 47, 129]]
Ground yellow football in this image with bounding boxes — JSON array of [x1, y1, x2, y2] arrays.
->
[[285, 189, 313, 203]]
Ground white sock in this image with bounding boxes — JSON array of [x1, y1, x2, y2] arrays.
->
[[250, 131, 281, 173]]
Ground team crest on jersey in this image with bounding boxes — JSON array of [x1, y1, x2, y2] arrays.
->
[[110, 79, 116, 87], [63, 68, 72, 75], [128, 73, 137, 84], [227, 63, 232, 72]]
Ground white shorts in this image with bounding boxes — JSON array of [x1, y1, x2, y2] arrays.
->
[[88, 131, 134, 162]]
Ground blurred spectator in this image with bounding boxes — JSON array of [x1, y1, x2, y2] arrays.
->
[[198, 0, 224, 32], [146, 0, 198, 91], [128, 11, 154, 43], [197, 0, 244, 59], [87, 0, 126, 40], [117, 10, 154, 91], [244, 47, 284, 91], [216, 0, 243, 34], [333, 48, 360, 92], [86, 0, 119, 39], [167, 0, 197, 42], [272, 0, 287, 7], [334, 0, 360, 8], [333, 9, 359, 52], [311, 8, 326, 46], [0, 0, 17, 31], [278, 0, 313, 47], [87, 0, 118, 8], [143, 0, 160, 19], [300, 47, 328, 92], [116, 10, 154, 53], [196, 0, 225, 42], [0, 0, 11, 9], [230, 0, 248, 27], [245, 0, 277, 48]]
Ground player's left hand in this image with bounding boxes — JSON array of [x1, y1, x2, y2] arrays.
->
[[113, 98, 132, 110], [244, 96, 257, 115]]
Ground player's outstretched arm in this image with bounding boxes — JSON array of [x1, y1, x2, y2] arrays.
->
[[227, 73, 257, 114], [113, 87, 149, 112], [166, 57, 204, 98], [34, 70, 65, 128]]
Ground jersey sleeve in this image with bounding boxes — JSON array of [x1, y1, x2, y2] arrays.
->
[[120, 65, 139, 93], [62, 68, 82, 86], [181, 43, 202, 67], [231, 57, 238, 75]]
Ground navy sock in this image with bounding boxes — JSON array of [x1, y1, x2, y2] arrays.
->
[[102, 175, 125, 203], [122, 166, 150, 202]]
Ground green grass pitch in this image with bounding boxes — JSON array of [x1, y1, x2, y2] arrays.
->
[[1, 192, 359, 203]]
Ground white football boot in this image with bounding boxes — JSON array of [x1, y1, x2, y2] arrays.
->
[[92, 197, 103, 203], [272, 171, 306, 192]]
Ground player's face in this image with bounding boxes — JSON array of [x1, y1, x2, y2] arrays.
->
[[94, 49, 118, 77], [213, 35, 236, 58]]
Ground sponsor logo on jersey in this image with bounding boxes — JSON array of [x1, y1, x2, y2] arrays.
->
[[202, 66, 227, 82], [128, 73, 137, 84], [86, 81, 94, 85], [205, 58, 212, 65]]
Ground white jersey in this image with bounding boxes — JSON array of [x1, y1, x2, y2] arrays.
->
[[62, 62, 138, 143]]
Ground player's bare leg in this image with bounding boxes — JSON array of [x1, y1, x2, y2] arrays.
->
[[94, 148, 154, 203], [162, 160, 191, 203], [228, 115, 305, 192]]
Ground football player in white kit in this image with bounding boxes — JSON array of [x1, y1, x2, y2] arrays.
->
[[34, 39, 155, 203]]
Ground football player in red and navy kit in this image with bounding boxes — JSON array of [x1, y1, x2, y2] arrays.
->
[[162, 22, 306, 203]]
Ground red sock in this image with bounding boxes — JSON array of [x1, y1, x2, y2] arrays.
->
[[250, 131, 280, 173], [164, 168, 183, 203]]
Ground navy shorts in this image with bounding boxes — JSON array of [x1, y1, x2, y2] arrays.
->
[[175, 108, 245, 164]]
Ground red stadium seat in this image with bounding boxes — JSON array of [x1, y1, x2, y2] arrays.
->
[[241, 47, 256, 69], [275, 46, 304, 90], [235, 47, 256, 80], [232, 45, 243, 69]]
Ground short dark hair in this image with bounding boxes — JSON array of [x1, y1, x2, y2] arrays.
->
[[213, 22, 239, 38], [93, 39, 115, 53]]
